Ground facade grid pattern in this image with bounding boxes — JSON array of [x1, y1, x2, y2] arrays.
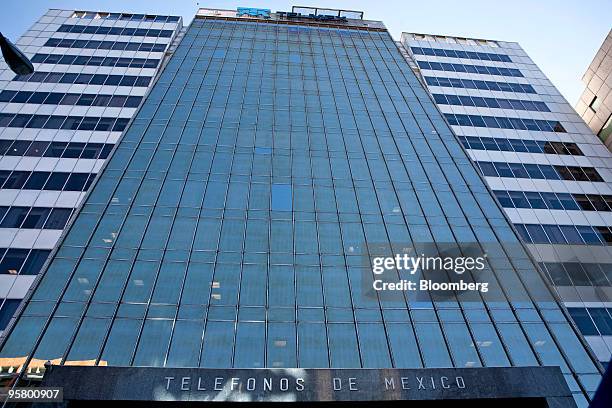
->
[[0, 17, 601, 406], [0, 9, 181, 328], [401, 31, 612, 381]]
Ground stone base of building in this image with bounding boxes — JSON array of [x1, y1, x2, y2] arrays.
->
[[33, 366, 575, 406]]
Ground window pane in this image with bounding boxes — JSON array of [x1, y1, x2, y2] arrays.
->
[[166, 320, 204, 367], [358, 323, 392, 367], [65, 317, 111, 363], [328, 323, 360, 368], [200, 321, 234, 368], [297, 322, 328, 368], [442, 322, 482, 367], [271, 184, 292, 211], [101, 318, 142, 365], [415, 322, 452, 368], [234, 322, 265, 368], [133, 319, 173, 366], [267, 322, 297, 368], [0, 300, 20, 330]]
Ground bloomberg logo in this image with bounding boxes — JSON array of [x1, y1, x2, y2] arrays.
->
[[236, 7, 271, 18]]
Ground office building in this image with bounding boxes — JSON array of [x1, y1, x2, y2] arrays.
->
[[400, 32, 612, 368], [0, 7, 604, 406], [576, 29, 612, 149], [0, 9, 182, 334]]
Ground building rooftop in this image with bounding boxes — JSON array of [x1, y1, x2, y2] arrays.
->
[[196, 6, 385, 30], [50, 9, 182, 22], [402, 32, 510, 47]]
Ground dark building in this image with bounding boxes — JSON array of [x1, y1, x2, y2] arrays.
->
[[0, 6, 603, 407], [576, 29, 612, 149]]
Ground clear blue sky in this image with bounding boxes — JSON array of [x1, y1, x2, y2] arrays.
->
[[1, 0, 609, 104]]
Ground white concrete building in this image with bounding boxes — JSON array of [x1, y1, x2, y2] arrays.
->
[[401, 33, 612, 367], [0, 9, 182, 333]]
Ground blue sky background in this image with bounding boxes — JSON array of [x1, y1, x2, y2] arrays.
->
[[1, 0, 609, 104]]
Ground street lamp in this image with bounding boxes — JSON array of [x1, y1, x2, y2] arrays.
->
[[0, 32, 34, 75]]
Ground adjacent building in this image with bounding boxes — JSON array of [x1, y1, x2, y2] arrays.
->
[[0, 7, 605, 406], [400, 32, 612, 368], [576, 29, 612, 150], [0, 9, 182, 334]]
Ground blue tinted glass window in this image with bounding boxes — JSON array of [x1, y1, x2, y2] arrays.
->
[[271, 184, 292, 211], [0, 300, 20, 330], [568, 308, 598, 336]]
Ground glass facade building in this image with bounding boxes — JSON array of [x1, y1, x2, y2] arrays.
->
[[0, 7, 604, 406], [0, 9, 182, 335], [400, 33, 612, 370], [576, 29, 612, 150]]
